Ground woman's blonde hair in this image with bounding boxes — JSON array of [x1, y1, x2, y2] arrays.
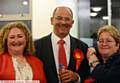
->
[[0, 21, 34, 55], [98, 25, 120, 45]]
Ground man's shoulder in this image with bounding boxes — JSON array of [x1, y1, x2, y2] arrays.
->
[[70, 36, 88, 46], [35, 34, 51, 43]]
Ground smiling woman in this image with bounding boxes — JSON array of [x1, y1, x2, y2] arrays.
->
[[87, 25, 120, 83], [0, 21, 46, 83]]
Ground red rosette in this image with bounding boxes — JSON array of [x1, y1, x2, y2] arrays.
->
[[73, 49, 84, 71]]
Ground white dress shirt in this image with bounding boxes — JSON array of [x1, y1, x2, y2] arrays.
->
[[51, 33, 80, 83], [51, 32, 70, 74]]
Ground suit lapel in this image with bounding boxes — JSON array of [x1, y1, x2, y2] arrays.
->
[[47, 35, 58, 75], [67, 36, 76, 71]]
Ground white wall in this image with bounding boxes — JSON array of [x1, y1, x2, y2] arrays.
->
[[32, 0, 56, 40], [32, 0, 78, 40]]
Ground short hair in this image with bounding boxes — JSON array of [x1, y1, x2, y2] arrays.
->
[[52, 6, 73, 19], [0, 21, 34, 55], [97, 25, 120, 44]]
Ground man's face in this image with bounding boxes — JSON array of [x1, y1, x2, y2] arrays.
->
[[51, 7, 74, 38]]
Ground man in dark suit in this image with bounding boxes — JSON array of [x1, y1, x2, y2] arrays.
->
[[34, 6, 90, 83]]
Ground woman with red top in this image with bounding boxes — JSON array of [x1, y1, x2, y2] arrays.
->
[[0, 21, 46, 83]]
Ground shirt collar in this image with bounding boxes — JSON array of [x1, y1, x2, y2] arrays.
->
[[51, 32, 70, 45]]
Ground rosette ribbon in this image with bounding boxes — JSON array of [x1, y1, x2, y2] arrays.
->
[[73, 49, 84, 71]]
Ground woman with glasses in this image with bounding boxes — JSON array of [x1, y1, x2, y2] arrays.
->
[[86, 25, 120, 83]]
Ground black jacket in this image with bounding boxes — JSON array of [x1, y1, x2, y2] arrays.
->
[[92, 52, 120, 83], [34, 34, 90, 83]]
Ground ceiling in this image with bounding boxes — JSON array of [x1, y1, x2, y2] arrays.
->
[[90, 0, 120, 19]]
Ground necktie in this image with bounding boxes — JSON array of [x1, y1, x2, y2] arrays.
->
[[58, 39, 67, 69]]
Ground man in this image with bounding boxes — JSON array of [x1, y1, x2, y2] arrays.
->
[[34, 6, 90, 83]]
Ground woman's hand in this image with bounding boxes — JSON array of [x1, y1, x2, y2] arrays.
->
[[87, 48, 99, 68]]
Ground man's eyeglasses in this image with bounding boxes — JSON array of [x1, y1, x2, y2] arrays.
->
[[54, 16, 72, 21]]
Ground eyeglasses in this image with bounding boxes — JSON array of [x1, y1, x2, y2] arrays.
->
[[54, 16, 72, 21], [98, 39, 115, 44]]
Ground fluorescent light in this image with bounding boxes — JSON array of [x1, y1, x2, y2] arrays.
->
[[0, 14, 3, 17], [90, 12, 97, 17], [102, 16, 109, 20], [92, 7, 102, 12], [23, 1, 28, 5]]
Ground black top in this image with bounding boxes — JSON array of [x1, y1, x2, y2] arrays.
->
[[92, 52, 120, 83]]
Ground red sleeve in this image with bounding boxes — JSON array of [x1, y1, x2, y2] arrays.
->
[[0, 53, 15, 80], [27, 55, 46, 83]]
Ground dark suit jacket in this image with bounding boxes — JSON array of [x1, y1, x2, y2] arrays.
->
[[92, 53, 120, 83], [34, 34, 90, 83]]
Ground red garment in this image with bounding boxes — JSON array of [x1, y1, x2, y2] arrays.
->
[[0, 53, 46, 83], [84, 78, 95, 83]]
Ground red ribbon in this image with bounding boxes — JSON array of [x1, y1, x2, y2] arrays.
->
[[73, 49, 84, 71]]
